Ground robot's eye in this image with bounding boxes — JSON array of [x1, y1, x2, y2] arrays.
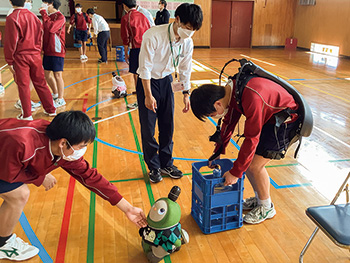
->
[[158, 208, 166, 215]]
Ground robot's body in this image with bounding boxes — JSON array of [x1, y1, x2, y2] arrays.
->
[[111, 72, 127, 98], [140, 186, 189, 263]]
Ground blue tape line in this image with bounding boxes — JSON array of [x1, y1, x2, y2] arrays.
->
[[87, 98, 113, 112], [287, 78, 306, 81], [270, 178, 311, 189], [19, 213, 53, 263]]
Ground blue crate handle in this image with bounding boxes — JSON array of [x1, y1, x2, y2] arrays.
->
[[192, 159, 234, 184]]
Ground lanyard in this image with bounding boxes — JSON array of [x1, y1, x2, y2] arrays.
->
[[168, 23, 182, 80]]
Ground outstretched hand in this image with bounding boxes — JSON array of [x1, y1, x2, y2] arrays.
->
[[117, 198, 147, 228]]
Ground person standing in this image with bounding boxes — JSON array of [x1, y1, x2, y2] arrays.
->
[[67, 3, 91, 61], [40, 0, 67, 108], [121, 0, 150, 99], [155, 0, 170, 25], [136, 3, 203, 183], [4, 0, 56, 120], [86, 8, 110, 63], [0, 111, 147, 261], [136, 4, 155, 27]]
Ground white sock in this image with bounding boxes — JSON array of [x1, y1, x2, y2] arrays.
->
[[258, 197, 272, 208]]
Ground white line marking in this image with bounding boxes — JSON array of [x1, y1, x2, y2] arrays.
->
[[93, 108, 137, 124]]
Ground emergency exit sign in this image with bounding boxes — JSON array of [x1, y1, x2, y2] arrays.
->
[[310, 43, 339, 57]]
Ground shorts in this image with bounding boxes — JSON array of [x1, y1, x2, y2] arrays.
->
[[129, 48, 140, 74], [75, 29, 88, 42], [0, 180, 23, 194], [43, 56, 64, 72], [255, 119, 300, 159]]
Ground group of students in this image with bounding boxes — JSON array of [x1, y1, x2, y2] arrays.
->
[[0, 0, 306, 262]]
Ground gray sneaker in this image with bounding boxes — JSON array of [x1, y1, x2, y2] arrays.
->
[[242, 197, 258, 210], [243, 203, 276, 224]]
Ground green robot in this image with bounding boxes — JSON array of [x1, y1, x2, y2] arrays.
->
[[139, 186, 189, 263]]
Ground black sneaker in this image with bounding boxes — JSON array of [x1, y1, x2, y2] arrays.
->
[[149, 169, 162, 183], [160, 165, 183, 179]]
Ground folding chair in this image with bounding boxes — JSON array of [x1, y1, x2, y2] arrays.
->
[[299, 171, 350, 262]]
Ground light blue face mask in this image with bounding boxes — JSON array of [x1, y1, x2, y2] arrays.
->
[[61, 140, 87, 161]]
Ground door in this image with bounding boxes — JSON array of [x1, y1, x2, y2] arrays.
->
[[211, 1, 232, 48], [211, 1, 253, 48], [230, 1, 253, 48]]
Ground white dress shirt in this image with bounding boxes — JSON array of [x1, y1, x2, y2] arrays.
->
[[136, 5, 155, 27], [92, 14, 110, 35], [137, 23, 193, 91]]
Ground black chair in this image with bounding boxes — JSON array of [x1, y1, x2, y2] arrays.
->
[[299, 172, 350, 262]]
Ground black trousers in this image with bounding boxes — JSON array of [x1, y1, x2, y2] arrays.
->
[[136, 75, 174, 171], [97, 31, 110, 62]]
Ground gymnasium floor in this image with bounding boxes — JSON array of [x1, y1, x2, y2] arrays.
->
[[0, 47, 350, 263]]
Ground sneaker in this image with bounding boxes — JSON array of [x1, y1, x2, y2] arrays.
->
[[242, 197, 258, 211], [52, 93, 58, 99], [54, 98, 66, 108], [160, 165, 183, 179], [98, 58, 103, 63], [0, 84, 5, 96], [0, 234, 39, 261], [44, 110, 57, 117], [127, 103, 138, 109], [14, 100, 41, 112], [83, 55, 88, 60], [243, 203, 276, 224], [17, 114, 33, 121], [149, 169, 162, 183]]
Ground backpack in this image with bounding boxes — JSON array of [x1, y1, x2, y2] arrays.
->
[[210, 58, 313, 160]]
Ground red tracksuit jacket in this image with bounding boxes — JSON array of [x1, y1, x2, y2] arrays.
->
[[69, 12, 91, 31], [0, 119, 123, 205], [40, 10, 66, 58], [215, 77, 299, 178], [121, 9, 150, 49], [4, 8, 43, 65]]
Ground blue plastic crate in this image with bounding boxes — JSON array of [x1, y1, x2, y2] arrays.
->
[[191, 159, 244, 234], [116, 46, 125, 62]]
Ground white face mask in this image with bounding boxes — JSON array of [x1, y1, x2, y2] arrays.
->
[[212, 107, 228, 119], [61, 141, 87, 161], [177, 26, 195, 39], [76, 7, 82, 13], [24, 2, 32, 10], [41, 3, 48, 12]]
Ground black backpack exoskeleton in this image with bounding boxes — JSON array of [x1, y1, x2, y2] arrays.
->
[[209, 58, 313, 160]]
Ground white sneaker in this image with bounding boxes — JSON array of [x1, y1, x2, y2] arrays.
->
[[80, 55, 85, 61], [17, 114, 33, 121], [83, 55, 88, 60], [14, 100, 41, 112], [43, 110, 57, 117], [0, 234, 39, 261], [242, 197, 258, 211], [0, 84, 5, 96], [54, 98, 66, 108], [243, 203, 276, 224], [52, 93, 58, 99], [127, 103, 138, 109]]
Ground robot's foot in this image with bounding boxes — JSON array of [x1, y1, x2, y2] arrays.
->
[[181, 229, 190, 244], [146, 252, 163, 263]]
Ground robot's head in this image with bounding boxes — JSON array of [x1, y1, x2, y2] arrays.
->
[[147, 186, 181, 229]]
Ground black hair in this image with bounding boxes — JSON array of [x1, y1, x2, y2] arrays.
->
[[10, 0, 25, 7], [86, 8, 94, 15], [122, 0, 136, 9], [46, 111, 96, 146], [43, 0, 61, 10], [174, 3, 203, 31], [190, 84, 226, 121], [75, 3, 81, 8], [159, 0, 167, 8]]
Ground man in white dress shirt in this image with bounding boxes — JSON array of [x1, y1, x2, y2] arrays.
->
[[87, 8, 110, 63], [136, 3, 203, 183]]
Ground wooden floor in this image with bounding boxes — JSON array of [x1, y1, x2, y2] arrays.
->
[[0, 47, 350, 263]]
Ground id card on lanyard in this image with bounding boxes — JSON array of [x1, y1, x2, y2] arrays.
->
[[168, 23, 184, 92]]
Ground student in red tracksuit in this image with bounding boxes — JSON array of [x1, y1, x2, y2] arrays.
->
[[0, 111, 147, 261], [121, 0, 150, 95], [40, 0, 67, 108], [4, 0, 56, 121], [67, 3, 91, 61], [190, 77, 300, 224]]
